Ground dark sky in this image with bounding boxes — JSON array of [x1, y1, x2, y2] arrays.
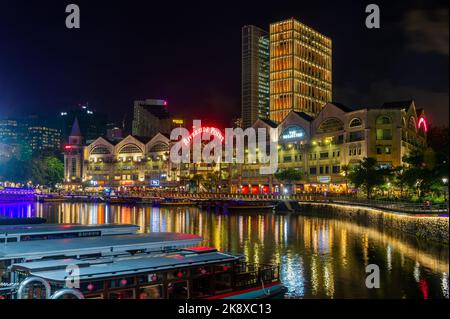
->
[[0, 0, 448, 128]]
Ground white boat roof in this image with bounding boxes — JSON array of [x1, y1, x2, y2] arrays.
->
[[13, 251, 238, 282], [0, 232, 202, 261], [0, 223, 139, 236]]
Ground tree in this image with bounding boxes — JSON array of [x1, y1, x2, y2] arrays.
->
[[275, 168, 303, 195], [392, 165, 409, 198], [347, 157, 390, 199], [402, 148, 444, 199], [341, 164, 350, 193], [30, 156, 64, 188]]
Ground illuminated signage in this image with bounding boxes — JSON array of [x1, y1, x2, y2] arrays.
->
[[317, 176, 331, 183], [417, 116, 428, 133], [182, 127, 224, 146], [172, 119, 184, 125], [280, 126, 306, 141], [150, 180, 160, 187]]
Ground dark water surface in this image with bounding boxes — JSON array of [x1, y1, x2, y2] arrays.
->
[[1, 202, 448, 299]]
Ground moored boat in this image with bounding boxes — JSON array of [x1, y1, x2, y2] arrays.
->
[[10, 246, 285, 299]]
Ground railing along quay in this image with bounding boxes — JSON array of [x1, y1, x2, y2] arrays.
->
[[142, 192, 448, 214]]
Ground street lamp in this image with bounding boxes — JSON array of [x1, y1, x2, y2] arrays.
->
[[442, 178, 448, 205]]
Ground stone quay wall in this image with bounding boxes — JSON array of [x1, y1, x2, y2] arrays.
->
[[299, 202, 449, 244]]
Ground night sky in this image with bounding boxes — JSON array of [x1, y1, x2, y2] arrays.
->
[[0, 0, 448, 128]]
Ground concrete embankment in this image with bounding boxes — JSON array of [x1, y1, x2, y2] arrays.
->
[[298, 202, 449, 244]]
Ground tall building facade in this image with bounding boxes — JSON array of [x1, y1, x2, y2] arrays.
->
[[132, 99, 171, 138], [242, 25, 270, 128], [63, 118, 84, 184], [269, 18, 332, 123], [0, 120, 20, 144], [231, 100, 427, 194], [60, 105, 107, 143]]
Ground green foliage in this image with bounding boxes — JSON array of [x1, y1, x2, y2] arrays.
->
[[0, 154, 64, 188], [347, 157, 391, 199], [402, 148, 447, 199], [274, 168, 303, 183]]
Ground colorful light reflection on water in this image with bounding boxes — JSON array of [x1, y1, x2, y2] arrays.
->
[[1, 202, 448, 299]]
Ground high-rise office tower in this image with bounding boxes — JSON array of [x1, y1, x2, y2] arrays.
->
[[242, 25, 270, 128], [132, 99, 171, 138], [60, 105, 107, 143], [269, 18, 332, 123]]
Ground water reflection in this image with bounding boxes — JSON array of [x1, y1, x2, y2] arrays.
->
[[1, 202, 449, 299]]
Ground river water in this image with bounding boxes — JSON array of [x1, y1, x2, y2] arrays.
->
[[1, 202, 448, 299]]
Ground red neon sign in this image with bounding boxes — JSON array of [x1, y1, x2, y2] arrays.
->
[[64, 145, 73, 150], [417, 117, 428, 132], [182, 127, 224, 146]]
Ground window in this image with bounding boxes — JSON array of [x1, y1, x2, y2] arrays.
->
[[349, 131, 364, 142], [349, 118, 362, 127], [320, 152, 329, 159], [408, 117, 417, 131], [91, 146, 111, 155], [317, 118, 344, 133], [138, 285, 163, 299], [376, 116, 391, 125], [332, 165, 340, 174], [325, 166, 329, 174], [150, 143, 169, 152], [376, 129, 392, 140], [119, 144, 142, 154], [385, 147, 391, 154], [71, 158, 76, 177], [309, 167, 317, 175], [283, 156, 292, 162], [319, 166, 324, 174], [376, 147, 382, 155]]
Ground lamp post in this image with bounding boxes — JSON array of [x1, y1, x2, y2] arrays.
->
[[442, 178, 448, 207]]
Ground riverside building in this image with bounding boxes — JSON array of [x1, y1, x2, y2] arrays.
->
[[64, 100, 427, 194]]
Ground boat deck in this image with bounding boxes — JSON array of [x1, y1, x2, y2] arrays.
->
[[0, 232, 202, 260]]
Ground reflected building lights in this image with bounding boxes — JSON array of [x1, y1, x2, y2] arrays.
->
[[413, 261, 421, 283], [442, 273, 449, 299], [387, 245, 392, 271], [3, 202, 448, 299]]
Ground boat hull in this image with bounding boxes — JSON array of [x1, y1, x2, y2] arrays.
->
[[206, 282, 286, 299]]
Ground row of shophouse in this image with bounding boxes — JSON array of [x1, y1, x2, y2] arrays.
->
[[64, 101, 428, 194]]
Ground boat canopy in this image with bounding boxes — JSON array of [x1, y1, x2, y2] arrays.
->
[[11, 251, 238, 283], [0, 223, 139, 239], [0, 232, 202, 261]]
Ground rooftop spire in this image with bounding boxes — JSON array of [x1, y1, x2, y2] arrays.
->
[[70, 117, 82, 137]]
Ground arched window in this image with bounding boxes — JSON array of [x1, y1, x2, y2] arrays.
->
[[408, 116, 417, 131], [91, 146, 111, 155], [376, 116, 391, 125], [317, 118, 344, 133], [119, 144, 142, 154], [150, 143, 169, 152], [349, 118, 362, 128]]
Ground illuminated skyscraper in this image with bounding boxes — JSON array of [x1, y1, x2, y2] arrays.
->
[[269, 18, 332, 123], [242, 25, 270, 128]]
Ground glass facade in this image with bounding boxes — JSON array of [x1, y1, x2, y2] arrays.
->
[[242, 25, 270, 128], [269, 18, 332, 123]]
